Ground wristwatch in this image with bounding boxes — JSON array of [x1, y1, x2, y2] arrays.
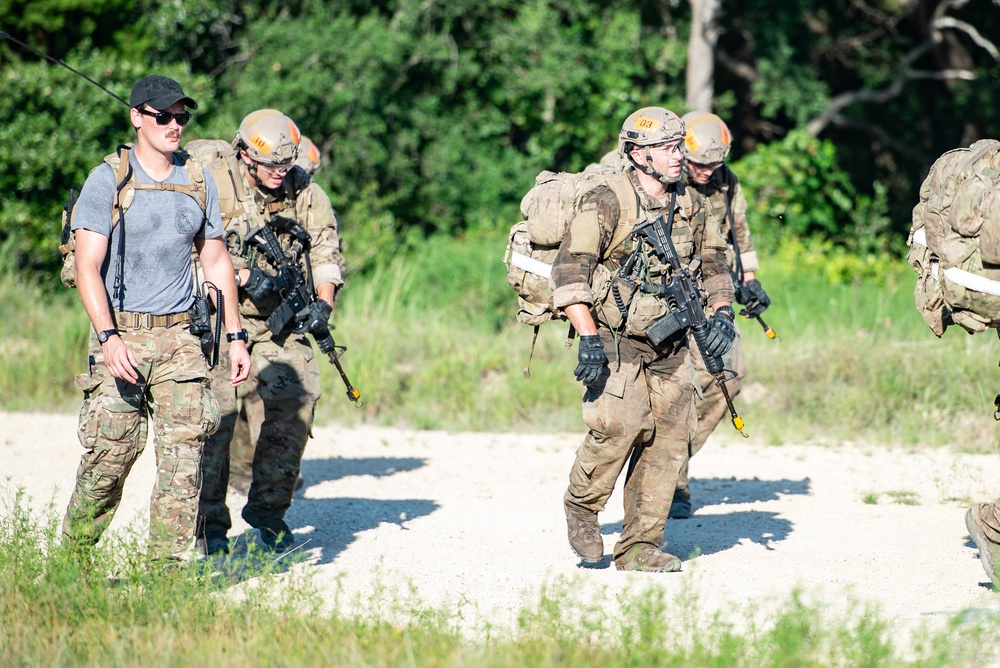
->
[[97, 328, 119, 344], [226, 328, 249, 343]]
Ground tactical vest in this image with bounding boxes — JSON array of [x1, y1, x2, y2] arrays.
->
[[590, 182, 699, 339], [195, 151, 315, 320]]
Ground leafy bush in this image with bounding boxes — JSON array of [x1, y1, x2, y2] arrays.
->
[[733, 130, 895, 259]]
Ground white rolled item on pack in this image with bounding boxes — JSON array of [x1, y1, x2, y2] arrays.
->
[[510, 250, 553, 278], [912, 227, 1000, 296], [942, 267, 1000, 297]]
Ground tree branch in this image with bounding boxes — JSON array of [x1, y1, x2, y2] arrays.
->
[[806, 0, 998, 137]]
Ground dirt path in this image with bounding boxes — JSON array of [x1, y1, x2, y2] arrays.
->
[[5, 410, 1000, 641]]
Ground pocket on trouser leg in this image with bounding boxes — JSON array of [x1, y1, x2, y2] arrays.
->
[[582, 372, 628, 437], [201, 382, 222, 436], [69, 374, 145, 532]]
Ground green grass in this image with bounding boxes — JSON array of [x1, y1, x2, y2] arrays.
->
[[884, 490, 921, 506], [2, 488, 996, 667], [5, 233, 1000, 448]]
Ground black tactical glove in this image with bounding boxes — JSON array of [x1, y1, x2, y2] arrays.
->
[[295, 299, 333, 336], [704, 306, 736, 358], [574, 335, 608, 388], [243, 267, 277, 303], [738, 279, 771, 318]]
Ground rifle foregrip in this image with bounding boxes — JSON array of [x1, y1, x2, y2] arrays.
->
[[691, 321, 724, 375], [314, 330, 336, 355]]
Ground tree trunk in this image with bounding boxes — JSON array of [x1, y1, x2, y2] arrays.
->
[[686, 0, 723, 112]]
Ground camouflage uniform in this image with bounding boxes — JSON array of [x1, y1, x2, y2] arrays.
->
[[552, 167, 733, 561], [198, 150, 343, 543], [682, 166, 756, 489], [229, 133, 323, 492], [65, 325, 219, 560]]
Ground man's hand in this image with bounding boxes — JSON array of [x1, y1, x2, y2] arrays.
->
[[228, 341, 252, 386], [704, 306, 736, 357], [738, 279, 771, 318], [295, 300, 333, 335], [574, 335, 608, 387], [102, 335, 140, 384], [243, 267, 277, 303]]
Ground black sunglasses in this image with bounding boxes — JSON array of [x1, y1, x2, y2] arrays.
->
[[138, 108, 192, 126]]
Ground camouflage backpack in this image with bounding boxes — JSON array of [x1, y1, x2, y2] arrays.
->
[[59, 145, 208, 288], [503, 165, 641, 327], [907, 139, 1000, 336]]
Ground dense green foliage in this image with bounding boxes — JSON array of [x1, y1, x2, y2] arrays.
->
[[2, 1, 999, 281]]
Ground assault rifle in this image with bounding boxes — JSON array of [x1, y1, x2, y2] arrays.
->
[[244, 217, 363, 406], [628, 204, 746, 437]]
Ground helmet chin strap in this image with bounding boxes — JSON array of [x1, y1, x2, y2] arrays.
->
[[627, 146, 681, 184], [245, 158, 284, 195]]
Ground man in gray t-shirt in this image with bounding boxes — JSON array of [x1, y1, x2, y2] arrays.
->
[[63, 75, 252, 565]]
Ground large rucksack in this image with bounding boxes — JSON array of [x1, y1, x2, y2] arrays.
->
[[59, 145, 208, 288], [503, 165, 641, 328], [907, 139, 1000, 336]]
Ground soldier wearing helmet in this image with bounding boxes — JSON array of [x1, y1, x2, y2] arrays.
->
[[668, 111, 771, 521], [552, 106, 735, 572], [295, 135, 323, 176], [194, 109, 346, 556], [227, 134, 323, 498]]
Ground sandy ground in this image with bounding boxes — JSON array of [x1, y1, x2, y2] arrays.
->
[[4, 409, 1000, 645]]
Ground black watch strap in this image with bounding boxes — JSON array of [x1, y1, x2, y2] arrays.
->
[[226, 328, 249, 343], [97, 328, 119, 344]]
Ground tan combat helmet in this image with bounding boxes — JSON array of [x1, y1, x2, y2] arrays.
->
[[682, 111, 732, 165], [233, 109, 301, 165], [617, 106, 686, 182], [295, 135, 322, 175]]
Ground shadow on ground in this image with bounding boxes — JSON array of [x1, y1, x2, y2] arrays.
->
[[285, 497, 439, 566], [591, 476, 808, 565], [299, 456, 426, 486], [691, 476, 811, 506]]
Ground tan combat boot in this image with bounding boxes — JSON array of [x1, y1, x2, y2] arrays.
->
[[966, 505, 1000, 588], [565, 503, 604, 562], [615, 544, 682, 572]]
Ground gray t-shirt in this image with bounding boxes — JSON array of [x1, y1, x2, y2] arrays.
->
[[72, 151, 224, 315]]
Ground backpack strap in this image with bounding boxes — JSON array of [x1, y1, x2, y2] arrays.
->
[[110, 145, 134, 310], [604, 171, 643, 257]]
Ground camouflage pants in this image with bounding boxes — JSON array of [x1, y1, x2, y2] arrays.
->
[[199, 332, 320, 537], [564, 332, 695, 561], [678, 323, 747, 492], [228, 389, 264, 493], [63, 324, 219, 561]]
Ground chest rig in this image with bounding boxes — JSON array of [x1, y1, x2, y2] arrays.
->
[[592, 181, 699, 344], [209, 156, 311, 265], [208, 156, 315, 319]]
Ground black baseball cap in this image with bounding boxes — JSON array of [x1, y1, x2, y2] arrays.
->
[[129, 75, 198, 110]]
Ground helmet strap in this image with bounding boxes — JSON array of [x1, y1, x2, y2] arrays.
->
[[632, 146, 679, 184]]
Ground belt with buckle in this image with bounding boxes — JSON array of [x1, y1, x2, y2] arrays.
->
[[114, 310, 192, 329]]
